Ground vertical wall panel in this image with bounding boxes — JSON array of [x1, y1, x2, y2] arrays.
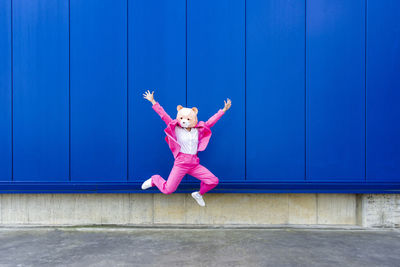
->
[[306, 0, 365, 181], [128, 0, 186, 181], [0, 0, 12, 181], [13, 0, 69, 181], [187, 0, 245, 181], [70, 0, 127, 181], [246, 0, 305, 181], [367, 0, 400, 181]]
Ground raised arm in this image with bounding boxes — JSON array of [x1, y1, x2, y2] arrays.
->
[[143, 90, 173, 125], [205, 98, 231, 128]]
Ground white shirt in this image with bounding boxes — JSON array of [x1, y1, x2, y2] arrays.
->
[[175, 126, 199, 155]]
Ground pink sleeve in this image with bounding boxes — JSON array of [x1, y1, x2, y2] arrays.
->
[[152, 102, 173, 125], [205, 109, 225, 128]]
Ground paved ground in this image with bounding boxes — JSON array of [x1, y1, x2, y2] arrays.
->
[[0, 227, 399, 267]]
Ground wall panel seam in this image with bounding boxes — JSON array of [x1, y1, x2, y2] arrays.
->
[[10, 0, 14, 182], [364, 0, 367, 181], [244, 0, 247, 181], [127, 0, 129, 181], [304, 0, 307, 181], [68, 0, 71, 182]]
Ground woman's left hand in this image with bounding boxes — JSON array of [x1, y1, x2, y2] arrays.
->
[[222, 98, 231, 112]]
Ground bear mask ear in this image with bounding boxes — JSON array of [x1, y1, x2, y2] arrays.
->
[[192, 107, 198, 115], [177, 105, 183, 111]]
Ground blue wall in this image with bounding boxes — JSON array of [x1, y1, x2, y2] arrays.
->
[[0, 0, 399, 193]]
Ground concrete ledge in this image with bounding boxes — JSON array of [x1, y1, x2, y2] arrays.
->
[[0, 193, 398, 228], [0, 224, 368, 230]]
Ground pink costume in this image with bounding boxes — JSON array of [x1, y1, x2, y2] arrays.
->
[[150, 102, 225, 195]]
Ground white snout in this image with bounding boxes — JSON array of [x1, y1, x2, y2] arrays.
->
[[180, 119, 190, 127]]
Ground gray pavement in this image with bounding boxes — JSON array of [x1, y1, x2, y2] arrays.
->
[[0, 227, 399, 267]]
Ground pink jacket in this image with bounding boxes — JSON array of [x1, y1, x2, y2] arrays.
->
[[152, 102, 225, 158]]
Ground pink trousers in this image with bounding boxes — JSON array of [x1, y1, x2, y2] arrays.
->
[[151, 152, 219, 195]]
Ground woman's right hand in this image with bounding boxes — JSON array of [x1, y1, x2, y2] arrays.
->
[[143, 90, 156, 105]]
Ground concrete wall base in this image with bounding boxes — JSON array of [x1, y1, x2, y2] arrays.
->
[[358, 194, 400, 228], [0, 194, 398, 228]]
